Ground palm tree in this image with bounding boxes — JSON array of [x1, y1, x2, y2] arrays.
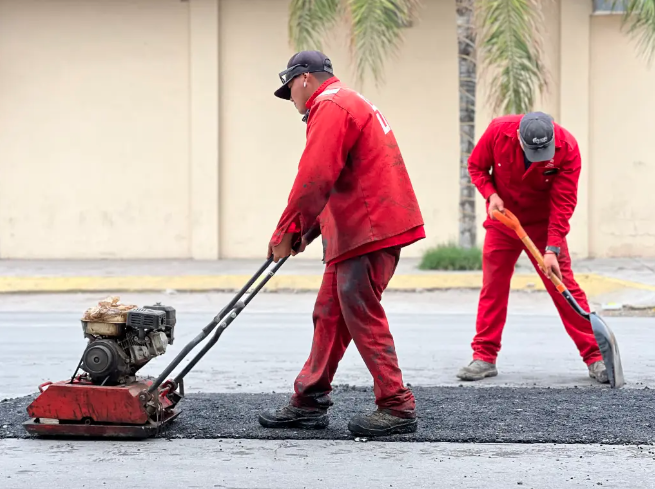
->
[[287, 0, 655, 249]]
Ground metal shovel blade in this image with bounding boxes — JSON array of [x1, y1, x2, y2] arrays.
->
[[590, 312, 625, 388]]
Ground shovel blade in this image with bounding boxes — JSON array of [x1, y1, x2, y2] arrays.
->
[[590, 312, 625, 388]]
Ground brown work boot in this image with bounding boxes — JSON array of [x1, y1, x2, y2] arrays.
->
[[258, 404, 329, 429], [348, 409, 417, 437], [456, 359, 498, 381], [588, 360, 610, 384]]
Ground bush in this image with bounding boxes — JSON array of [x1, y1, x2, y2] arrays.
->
[[418, 242, 482, 271]]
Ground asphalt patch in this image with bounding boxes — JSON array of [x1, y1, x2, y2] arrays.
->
[[1, 386, 653, 444]]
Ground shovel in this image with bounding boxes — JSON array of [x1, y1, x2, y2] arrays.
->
[[492, 208, 625, 388]]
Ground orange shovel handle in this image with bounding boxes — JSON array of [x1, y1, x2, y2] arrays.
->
[[491, 209, 566, 293]]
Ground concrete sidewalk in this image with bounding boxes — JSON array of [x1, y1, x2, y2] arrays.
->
[[1, 256, 655, 303]]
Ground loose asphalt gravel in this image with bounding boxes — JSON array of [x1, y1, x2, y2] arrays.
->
[[2, 385, 653, 444]]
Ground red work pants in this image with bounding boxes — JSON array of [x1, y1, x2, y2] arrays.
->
[[291, 247, 415, 417], [472, 224, 602, 366]]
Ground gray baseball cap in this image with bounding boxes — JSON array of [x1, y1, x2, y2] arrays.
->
[[519, 112, 555, 162]]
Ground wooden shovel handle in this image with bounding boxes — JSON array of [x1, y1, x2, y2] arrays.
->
[[492, 209, 566, 293]]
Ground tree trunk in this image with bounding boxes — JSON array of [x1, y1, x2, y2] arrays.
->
[[456, 0, 477, 249]]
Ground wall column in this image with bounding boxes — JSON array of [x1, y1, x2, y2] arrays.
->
[[559, 0, 592, 258], [189, 0, 220, 259]]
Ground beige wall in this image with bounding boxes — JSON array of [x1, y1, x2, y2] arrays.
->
[[0, 0, 192, 258], [473, 0, 564, 250], [474, 0, 593, 258], [559, 0, 591, 258], [218, 0, 459, 259], [0, 0, 654, 259], [588, 14, 655, 257], [218, 0, 323, 259]]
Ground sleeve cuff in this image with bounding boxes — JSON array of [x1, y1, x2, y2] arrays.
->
[[270, 216, 302, 247], [547, 235, 563, 248], [482, 183, 497, 200]]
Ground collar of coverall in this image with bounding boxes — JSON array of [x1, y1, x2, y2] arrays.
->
[[503, 121, 563, 149], [305, 77, 341, 110]]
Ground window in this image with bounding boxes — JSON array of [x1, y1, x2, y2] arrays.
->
[[592, 0, 628, 14]]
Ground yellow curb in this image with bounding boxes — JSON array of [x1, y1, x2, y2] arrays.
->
[[0, 273, 654, 296]]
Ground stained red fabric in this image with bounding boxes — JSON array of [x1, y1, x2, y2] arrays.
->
[[290, 247, 416, 417], [329, 225, 425, 266], [270, 77, 425, 264], [471, 224, 603, 366], [468, 114, 581, 248]]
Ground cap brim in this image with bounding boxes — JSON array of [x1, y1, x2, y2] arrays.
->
[[524, 143, 555, 163], [274, 83, 291, 100]]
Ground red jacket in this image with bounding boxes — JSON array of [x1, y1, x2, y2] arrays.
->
[[270, 78, 425, 264], [468, 115, 581, 248]]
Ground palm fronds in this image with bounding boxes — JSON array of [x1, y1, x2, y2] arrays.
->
[[348, 0, 421, 85], [615, 0, 655, 64], [288, 0, 421, 85], [288, 0, 341, 51], [474, 0, 549, 115]]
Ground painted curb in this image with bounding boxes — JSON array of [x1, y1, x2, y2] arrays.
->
[[0, 273, 654, 297]]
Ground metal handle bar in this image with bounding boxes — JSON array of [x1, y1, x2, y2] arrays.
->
[[147, 254, 290, 394]]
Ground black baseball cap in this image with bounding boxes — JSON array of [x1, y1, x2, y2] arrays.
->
[[519, 111, 556, 162], [274, 50, 334, 100]]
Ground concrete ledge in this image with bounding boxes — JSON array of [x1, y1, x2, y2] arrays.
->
[[1, 272, 654, 297]]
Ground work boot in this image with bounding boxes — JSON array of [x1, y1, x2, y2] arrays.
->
[[588, 360, 609, 384], [348, 409, 417, 437], [456, 360, 498, 381], [258, 404, 329, 430]]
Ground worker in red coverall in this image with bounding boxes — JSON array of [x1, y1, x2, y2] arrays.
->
[[258, 51, 426, 437], [458, 112, 609, 384]]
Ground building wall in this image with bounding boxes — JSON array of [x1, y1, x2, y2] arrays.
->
[[0, 0, 193, 258], [588, 14, 655, 257], [473, 0, 655, 259], [473, 0, 564, 250], [0, 0, 654, 259], [218, 0, 460, 259]]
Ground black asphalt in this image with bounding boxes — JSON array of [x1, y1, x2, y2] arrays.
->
[[2, 386, 653, 444]]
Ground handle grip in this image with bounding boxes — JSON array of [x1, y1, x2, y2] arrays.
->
[[492, 208, 591, 320], [491, 209, 565, 293]]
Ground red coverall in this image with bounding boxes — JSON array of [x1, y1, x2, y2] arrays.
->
[[468, 115, 602, 366], [270, 77, 425, 416]]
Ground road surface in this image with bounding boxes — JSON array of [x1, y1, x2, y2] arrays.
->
[[1, 291, 653, 488]]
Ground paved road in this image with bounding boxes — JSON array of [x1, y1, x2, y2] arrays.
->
[[2, 439, 654, 489], [1, 291, 653, 400], [1, 291, 653, 488]]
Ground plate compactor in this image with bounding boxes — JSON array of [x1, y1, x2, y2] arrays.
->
[[23, 256, 289, 439]]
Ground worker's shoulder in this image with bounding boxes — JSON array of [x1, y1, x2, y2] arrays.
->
[[487, 114, 522, 132], [477, 115, 521, 142], [312, 82, 372, 115], [312, 83, 344, 104], [309, 83, 353, 116], [553, 122, 579, 151]]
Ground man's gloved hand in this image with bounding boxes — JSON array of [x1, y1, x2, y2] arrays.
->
[[542, 252, 562, 281]]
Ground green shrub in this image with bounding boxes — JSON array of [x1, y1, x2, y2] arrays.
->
[[418, 242, 482, 271]]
